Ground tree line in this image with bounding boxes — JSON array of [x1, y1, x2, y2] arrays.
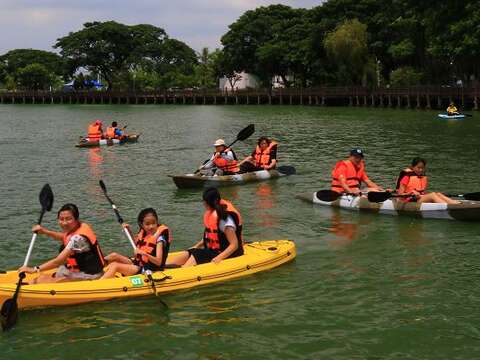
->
[[1, 1, 478, 91]]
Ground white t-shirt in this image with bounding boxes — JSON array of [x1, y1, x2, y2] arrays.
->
[[219, 215, 236, 232]]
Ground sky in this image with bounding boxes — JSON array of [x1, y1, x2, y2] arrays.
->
[[1, 0, 322, 55]]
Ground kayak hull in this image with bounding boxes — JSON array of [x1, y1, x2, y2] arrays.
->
[[298, 192, 480, 221], [171, 169, 289, 189], [75, 134, 140, 148], [437, 114, 466, 119], [0, 240, 295, 309]]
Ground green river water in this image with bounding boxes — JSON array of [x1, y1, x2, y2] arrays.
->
[[1, 105, 480, 359]]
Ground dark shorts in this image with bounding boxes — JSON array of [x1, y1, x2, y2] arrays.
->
[[187, 248, 220, 265]]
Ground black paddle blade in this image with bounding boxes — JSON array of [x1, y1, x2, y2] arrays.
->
[[236, 124, 255, 141], [367, 191, 392, 203], [277, 165, 296, 175], [315, 190, 342, 202], [0, 299, 18, 331], [99, 180, 107, 193], [40, 184, 54, 212], [462, 192, 480, 201]]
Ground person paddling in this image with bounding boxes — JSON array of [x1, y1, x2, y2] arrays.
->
[[166, 187, 243, 267], [396, 157, 460, 204], [105, 121, 126, 140], [446, 102, 459, 116], [331, 148, 384, 195], [87, 119, 104, 141], [18, 204, 105, 283], [101, 208, 171, 279], [239, 136, 278, 173], [201, 139, 240, 176]]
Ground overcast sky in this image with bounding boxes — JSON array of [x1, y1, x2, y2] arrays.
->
[[1, 0, 321, 55]]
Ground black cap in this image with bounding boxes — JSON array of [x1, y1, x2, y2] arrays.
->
[[350, 148, 364, 158]]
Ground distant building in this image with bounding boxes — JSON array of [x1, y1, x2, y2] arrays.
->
[[219, 72, 260, 91]]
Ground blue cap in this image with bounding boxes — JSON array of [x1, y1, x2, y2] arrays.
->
[[350, 148, 364, 157]]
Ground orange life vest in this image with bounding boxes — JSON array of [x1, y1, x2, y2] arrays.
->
[[396, 168, 428, 194], [203, 199, 243, 257], [88, 123, 102, 141], [106, 126, 117, 139], [62, 222, 105, 274], [135, 225, 170, 270], [254, 141, 278, 168], [213, 148, 240, 173], [331, 160, 366, 193]]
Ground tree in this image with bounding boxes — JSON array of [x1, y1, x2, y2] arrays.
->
[[55, 21, 168, 90], [16, 63, 54, 90], [324, 19, 369, 85]]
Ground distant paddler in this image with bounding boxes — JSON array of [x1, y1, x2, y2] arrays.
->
[[331, 148, 385, 195], [200, 139, 240, 176], [105, 121, 127, 140], [239, 136, 278, 173], [446, 102, 459, 116], [87, 119, 104, 141]]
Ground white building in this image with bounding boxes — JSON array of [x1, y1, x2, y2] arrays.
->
[[219, 71, 260, 91]]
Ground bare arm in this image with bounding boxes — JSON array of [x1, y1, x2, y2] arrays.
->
[[32, 225, 64, 242], [19, 246, 71, 274], [212, 227, 238, 263]]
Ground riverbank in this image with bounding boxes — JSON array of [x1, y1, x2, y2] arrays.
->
[[1, 86, 479, 110]]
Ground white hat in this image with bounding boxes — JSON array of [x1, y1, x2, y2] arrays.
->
[[213, 139, 226, 146]]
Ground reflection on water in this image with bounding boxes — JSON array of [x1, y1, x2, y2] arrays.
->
[[252, 183, 278, 228]]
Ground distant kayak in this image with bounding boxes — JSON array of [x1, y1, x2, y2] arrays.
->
[[437, 114, 466, 119], [170, 166, 296, 189], [297, 191, 480, 221], [76, 134, 140, 148]]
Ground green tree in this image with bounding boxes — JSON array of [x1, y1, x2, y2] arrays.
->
[[55, 21, 167, 90], [324, 19, 369, 85], [16, 63, 55, 90]]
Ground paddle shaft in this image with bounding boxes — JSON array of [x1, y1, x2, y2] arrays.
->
[[100, 183, 136, 250], [23, 210, 47, 267]]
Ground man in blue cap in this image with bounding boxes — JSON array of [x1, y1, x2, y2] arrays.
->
[[331, 148, 384, 194]]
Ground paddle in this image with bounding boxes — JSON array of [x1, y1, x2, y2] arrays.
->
[[194, 124, 255, 174], [315, 190, 347, 202], [367, 191, 411, 203], [99, 180, 136, 250], [462, 114, 473, 117], [1, 183, 54, 331], [444, 192, 480, 201], [277, 165, 296, 176]]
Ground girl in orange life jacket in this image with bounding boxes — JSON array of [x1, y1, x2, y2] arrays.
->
[[239, 136, 278, 173], [101, 208, 171, 279], [18, 204, 105, 284], [331, 148, 385, 194], [166, 187, 243, 267], [396, 157, 460, 204]]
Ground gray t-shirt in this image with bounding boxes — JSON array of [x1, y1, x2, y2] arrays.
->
[[65, 234, 91, 253]]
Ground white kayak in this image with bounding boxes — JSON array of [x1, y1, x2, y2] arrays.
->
[[298, 191, 480, 221], [437, 114, 466, 119]]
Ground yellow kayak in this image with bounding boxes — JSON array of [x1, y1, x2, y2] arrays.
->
[[0, 240, 295, 310]]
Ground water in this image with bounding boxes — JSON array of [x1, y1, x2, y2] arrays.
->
[[1, 105, 480, 359]]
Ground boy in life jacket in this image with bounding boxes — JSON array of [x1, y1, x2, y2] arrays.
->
[[101, 208, 171, 279], [239, 136, 278, 173], [201, 139, 240, 176], [166, 187, 243, 267], [331, 148, 385, 194], [87, 119, 104, 141], [396, 157, 460, 204], [18, 204, 105, 284], [105, 121, 126, 140]]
